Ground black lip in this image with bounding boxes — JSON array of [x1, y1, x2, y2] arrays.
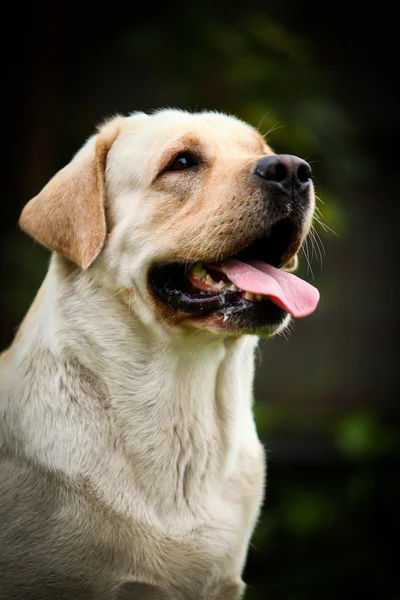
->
[[215, 297, 287, 331], [150, 264, 242, 314]]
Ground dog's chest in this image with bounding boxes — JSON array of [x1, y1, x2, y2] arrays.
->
[[115, 444, 266, 596]]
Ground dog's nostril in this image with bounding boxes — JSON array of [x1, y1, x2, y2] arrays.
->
[[255, 157, 287, 182], [297, 162, 312, 183], [275, 162, 288, 183]]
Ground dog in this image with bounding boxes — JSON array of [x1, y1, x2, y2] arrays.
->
[[0, 109, 319, 599]]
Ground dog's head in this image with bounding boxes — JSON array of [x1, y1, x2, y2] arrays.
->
[[19, 109, 319, 337]]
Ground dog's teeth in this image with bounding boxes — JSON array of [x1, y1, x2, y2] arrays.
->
[[205, 274, 214, 285], [223, 314, 229, 322], [244, 292, 255, 301], [191, 265, 239, 291], [192, 262, 207, 278], [256, 294, 264, 301]]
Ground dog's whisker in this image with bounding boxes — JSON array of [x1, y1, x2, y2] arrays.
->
[[301, 238, 314, 279], [308, 229, 318, 265], [256, 111, 271, 133], [314, 215, 338, 237], [313, 210, 337, 237], [312, 226, 326, 257], [279, 327, 291, 343], [260, 122, 288, 140], [111, 288, 126, 297], [264, 122, 286, 138], [309, 227, 324, 267], [314, 205, 324, 217]]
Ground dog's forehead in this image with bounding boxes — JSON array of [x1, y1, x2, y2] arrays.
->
[[123, 109, 267, 154]]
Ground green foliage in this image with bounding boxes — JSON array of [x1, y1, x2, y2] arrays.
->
[[333, 411, 396, 460]]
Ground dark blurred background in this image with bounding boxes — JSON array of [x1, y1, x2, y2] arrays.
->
[[1, 2, 398, 598]]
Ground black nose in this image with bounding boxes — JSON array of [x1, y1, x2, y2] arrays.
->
[[254, 154, 312, 191]]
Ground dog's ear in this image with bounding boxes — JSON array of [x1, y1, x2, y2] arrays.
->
[[19, 118, 122, 269]]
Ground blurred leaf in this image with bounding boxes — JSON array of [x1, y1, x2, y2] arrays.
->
[[243, 14, 311, 60], [281, 488, 334, 537], [333, 412, 395, 459]]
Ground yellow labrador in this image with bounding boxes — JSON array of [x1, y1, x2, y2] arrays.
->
[[0, 110, 319, 600]]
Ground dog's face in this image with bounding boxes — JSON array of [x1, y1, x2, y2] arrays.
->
[[20, 110, 319, 337]]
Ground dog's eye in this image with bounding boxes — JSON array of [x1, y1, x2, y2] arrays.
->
[[168, 152, 198, 172]]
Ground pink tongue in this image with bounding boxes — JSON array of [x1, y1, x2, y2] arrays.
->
[[213, 259, 319, 318]]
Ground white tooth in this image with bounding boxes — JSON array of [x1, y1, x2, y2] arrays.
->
[[244, 292, 255, 301], [223, 314, 229, 322], [228, 283, 238, 291], [216, 280, 227, 289], [205, 274, 214, 285]]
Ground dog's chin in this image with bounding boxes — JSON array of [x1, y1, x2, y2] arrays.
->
[[188, 301, 291, 337], [148, 217, 301, 337]]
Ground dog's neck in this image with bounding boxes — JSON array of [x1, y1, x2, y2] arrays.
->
[[9, 256, 260, 514]]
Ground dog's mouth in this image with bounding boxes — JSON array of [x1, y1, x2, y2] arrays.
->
[[149, 218, 319, 326]]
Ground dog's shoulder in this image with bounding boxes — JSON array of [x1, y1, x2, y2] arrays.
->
[[1, 346, 112, 450], [0, 346, 120, 597], [0, 450, 118, 599]]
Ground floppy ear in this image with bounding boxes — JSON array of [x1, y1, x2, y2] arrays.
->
[[19, 119, 122, 269]]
